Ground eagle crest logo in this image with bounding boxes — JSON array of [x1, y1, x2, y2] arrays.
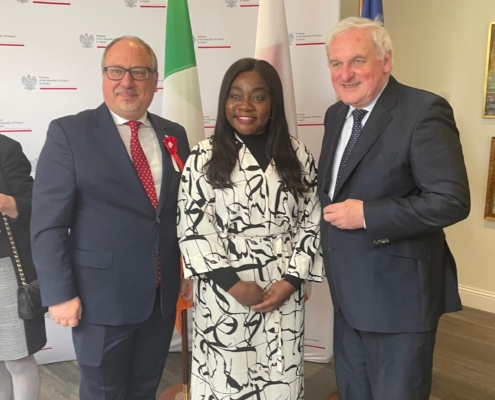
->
[[225, 0, 237, 8], [289, 33, 294, 46], [80, 33, 94, 49], [124, 0, 138, 7], [21, 75, 37, 90]]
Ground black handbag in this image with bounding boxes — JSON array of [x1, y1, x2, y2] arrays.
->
[[17, 280, 45, 320], [2, 214, 47, 319]]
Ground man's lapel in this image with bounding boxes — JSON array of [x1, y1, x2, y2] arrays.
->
[[321, 103, 348, 197], [91, 104, 148, 196], [333, 76, 400, 199]]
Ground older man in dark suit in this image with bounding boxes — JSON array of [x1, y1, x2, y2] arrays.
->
[[318, 17, 470, 400], [31, 36, 189, 400]]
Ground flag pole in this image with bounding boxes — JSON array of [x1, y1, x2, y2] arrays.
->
[[158, 310, 190, 400], [358, 0, 364, 16], [180, 309, 190, 399]]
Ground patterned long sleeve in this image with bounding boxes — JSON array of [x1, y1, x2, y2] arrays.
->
[[177, 141, 231, 278], [286, 140, 324, 282]]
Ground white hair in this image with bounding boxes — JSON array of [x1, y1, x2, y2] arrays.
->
[[325, 17, 394, 67]]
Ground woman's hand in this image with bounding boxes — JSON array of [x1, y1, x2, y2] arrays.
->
[[250, 280, 296, 313], [180, 278, 194, 301], [228, 281, 266, 307], [0, 193, 18, 219]]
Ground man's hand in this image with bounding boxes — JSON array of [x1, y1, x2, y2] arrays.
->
[[228, 281, 265, 308], [250, 280, 296, 313], [0, 193, 18, 219], [49, 296, 82, 327], [180, 278, 193, 301], [323, 199, 364, 229]]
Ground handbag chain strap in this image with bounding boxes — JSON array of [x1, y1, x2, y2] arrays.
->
[[2, 213, 27, 287]]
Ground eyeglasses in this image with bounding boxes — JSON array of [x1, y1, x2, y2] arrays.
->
[[103, 66, 156, 81]]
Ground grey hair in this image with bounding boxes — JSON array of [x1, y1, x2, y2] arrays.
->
[[101, 35, 158, 72], [325, 17, 394, 67]]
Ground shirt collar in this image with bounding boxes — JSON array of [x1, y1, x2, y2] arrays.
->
[[109, 109, 151, 128], [345, 79, 389, 120]]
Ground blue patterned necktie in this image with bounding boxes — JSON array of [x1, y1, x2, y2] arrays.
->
[[336, 108, 368, 185]]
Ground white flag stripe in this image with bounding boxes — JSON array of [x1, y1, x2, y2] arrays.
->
[[162, 67, 205, 148], [255, 0, 298, 138]]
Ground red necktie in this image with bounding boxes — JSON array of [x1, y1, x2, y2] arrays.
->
[[125, 121, 161, 286]]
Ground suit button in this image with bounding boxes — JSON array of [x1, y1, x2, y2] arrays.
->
[[156, 217, 160, 224], [151, 254, 157, 261]]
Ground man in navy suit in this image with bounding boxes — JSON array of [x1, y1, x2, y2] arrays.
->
[[31, 36, 190, 400], [318, 18, 470, 399]]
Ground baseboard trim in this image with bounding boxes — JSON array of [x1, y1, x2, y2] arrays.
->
[[459, 285, 495, 314]]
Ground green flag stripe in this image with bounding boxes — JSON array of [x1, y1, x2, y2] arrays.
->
[[164, 0, 197, 78]]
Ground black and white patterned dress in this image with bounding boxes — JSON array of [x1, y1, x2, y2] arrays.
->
[[178, 135, 323, 400]]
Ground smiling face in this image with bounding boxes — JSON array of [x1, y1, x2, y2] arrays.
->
[[329, 28, 391, 108], [225, 70, 271, 136], [102, 38, 158, 120]]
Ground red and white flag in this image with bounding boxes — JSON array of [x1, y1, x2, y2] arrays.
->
[[254, 0, 298, 138]]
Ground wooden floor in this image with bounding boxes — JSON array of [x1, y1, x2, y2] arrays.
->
[[38, 307, 495, 400]]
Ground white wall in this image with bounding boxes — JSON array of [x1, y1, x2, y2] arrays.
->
[[342, 0, 495, 313]]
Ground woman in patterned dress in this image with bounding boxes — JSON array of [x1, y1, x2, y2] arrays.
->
[[0, 134, 46, 400], [178, 58, 323, 400]]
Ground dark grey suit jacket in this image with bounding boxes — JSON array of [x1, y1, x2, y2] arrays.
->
[[318, 77, 470, 333], [31, 104, 190, 326]]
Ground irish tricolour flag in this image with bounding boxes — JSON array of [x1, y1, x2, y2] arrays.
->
[[162, 0, 205, 148], [162, 0, 201, 334]]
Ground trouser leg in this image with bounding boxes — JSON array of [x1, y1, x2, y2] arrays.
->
[[333, 307, 373, 400]]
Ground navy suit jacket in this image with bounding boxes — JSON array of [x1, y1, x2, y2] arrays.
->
[[31, 104, 190, 326], [318, 77, 470, 333]]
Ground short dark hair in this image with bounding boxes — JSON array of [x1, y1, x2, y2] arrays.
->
[[101, 36, 158, 72], [205, 58, 305, 195]]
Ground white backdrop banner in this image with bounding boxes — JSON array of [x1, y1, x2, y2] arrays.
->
[[1, 0, 339, 364]]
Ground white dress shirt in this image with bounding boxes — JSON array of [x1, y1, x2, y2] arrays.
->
[[328, 82, 389, 201], [110, 110, 163, 201]]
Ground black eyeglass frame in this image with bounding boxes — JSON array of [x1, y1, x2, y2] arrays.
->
[[102, 66, 157, 81]]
